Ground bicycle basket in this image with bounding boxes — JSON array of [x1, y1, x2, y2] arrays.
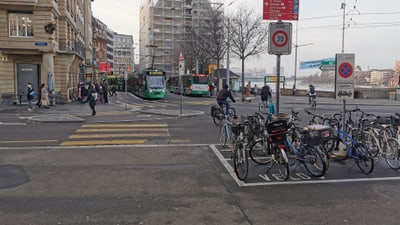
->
[[272, 113, 290, 121], [392, 115, 400, 126], [301, 125, 332, 145], [267, 120, 288, 143], [231, 123, 243, 136], [377, 116, 391, 125]]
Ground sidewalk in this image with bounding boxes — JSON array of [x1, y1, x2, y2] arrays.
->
[[0, 95, 204, 123], [233, 91, 400, 106], [1, 93, 397, 123]]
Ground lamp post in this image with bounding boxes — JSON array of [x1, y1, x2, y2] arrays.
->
[[292, 21, 313, 96], [341, 1, 346, 53]]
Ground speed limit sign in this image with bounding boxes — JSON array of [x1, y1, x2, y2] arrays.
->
[[268, 22, 292, 55]]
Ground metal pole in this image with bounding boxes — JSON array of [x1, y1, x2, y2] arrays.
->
[[293, 21, 298, 96], [341, 1, 346, 131], [276, 55, 281, 113], [124, 71, 127, 111], [226, 19, 230, 88], [179, 73, 183, 115]]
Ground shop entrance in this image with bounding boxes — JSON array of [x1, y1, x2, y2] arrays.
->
[[17, 64, 39, 102]]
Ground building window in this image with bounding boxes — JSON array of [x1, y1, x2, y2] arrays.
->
[[9, 13, 33, 37]]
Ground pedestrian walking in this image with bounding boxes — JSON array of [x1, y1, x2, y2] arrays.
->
[[26, 82, 35, 111], [40, 83, 50, 109], [88, 83, 97, 116], [102, 80, 109, 104], [253, 84, 258, 97], [36, 83, 42, 108]]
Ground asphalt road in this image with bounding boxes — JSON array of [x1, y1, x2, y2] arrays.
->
[[1, 93, 400, 224]]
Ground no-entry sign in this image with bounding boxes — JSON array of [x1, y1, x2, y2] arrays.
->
[[268, 22, 292, 55]]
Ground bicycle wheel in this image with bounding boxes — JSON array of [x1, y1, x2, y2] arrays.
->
[[213, 108, 223, 126], [312, 99, 317, 109], [219, 124, 229, 147], [384, 138, 400, 170], [366, 129, 380, 157], [301, 145, 327, 177], [273, 146, 289, 181], [249, 139, 271, 165], [230, 107, 237, 118], [354, 143, 374, 174], [233, 142, 249, 181], [323, 136, 336, 153], [318, 144, 330, 170], [258, 102, 266, 113]]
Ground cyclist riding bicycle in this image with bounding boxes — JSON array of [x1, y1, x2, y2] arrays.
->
[[217, 84, 236, 115], [260, 84, 272, 106], [307, 84, 316, 105]]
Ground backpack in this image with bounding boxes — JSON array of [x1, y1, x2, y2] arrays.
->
[[29, 89, 36, 97], [309, 85, 315, 94], [262, 85, 272, 97]]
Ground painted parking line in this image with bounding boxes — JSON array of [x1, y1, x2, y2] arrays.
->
[[210, 144, 400, 187]]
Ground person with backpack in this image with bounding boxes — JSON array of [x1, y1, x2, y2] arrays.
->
[[26, 82, 35, 111], [260, 84, 272, 106], [88, 83, 98, 116], [307, 84, 316, 105]]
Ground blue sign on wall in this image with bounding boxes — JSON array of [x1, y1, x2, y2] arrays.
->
[[35, 42, 48, 47]]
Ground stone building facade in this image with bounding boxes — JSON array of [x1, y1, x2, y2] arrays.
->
[[0, 0, 94, 104]]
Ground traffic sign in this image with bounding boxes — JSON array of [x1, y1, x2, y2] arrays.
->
[[178, 50, 184, 61], [335, 53, 355, 100], [338, 62, 353, 78], [263, 0, 299, 21], [268, 22, 292, 55]]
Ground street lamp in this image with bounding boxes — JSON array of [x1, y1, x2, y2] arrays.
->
[[341, 1, 346, 53], [292, 21, 313, 96]]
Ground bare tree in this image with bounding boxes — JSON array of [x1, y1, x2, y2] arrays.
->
[[228, 5, 268, 98], [203, 8, 227, 91]]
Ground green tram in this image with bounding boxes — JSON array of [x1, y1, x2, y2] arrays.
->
[[128, 68, 167, 99], [168, 73, 211, 96]]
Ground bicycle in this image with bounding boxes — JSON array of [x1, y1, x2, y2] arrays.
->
[[247, 113, 271, 165], [309, 94, 316, 109], [210, 103, 236, 126], [333, 119, 374, 174], [231, 121, 250, 180], [265, 119, 290, 181], [219, 113, 236, 147], [365, 114, 400, 170], [287, 111, 328, 177], [258, 100, 268, 114]]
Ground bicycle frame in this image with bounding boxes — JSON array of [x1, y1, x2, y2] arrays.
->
[[219, 115, 234, 147]]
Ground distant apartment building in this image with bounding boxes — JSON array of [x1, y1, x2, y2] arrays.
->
[[92, 16, 114, 81], [113, 33, 134, 75], [370, 69, 395, 86], [139, 0, 223, 75], [0, 0, 94, 103]]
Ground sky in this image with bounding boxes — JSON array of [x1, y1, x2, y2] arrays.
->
[[92, 0, 400, 77]]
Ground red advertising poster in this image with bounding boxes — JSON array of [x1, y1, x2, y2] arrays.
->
[[99, 62, 107, 72], [99, 62, 112, 72], [263, 0, 299, 21]]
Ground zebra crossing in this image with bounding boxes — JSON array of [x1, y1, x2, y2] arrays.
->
[[59, 123, 191, 146]]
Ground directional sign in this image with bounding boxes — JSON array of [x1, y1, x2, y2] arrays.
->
[[263, 0, 299, 21], [335, 53, 355, 100], [268, 22, 292, 55]]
